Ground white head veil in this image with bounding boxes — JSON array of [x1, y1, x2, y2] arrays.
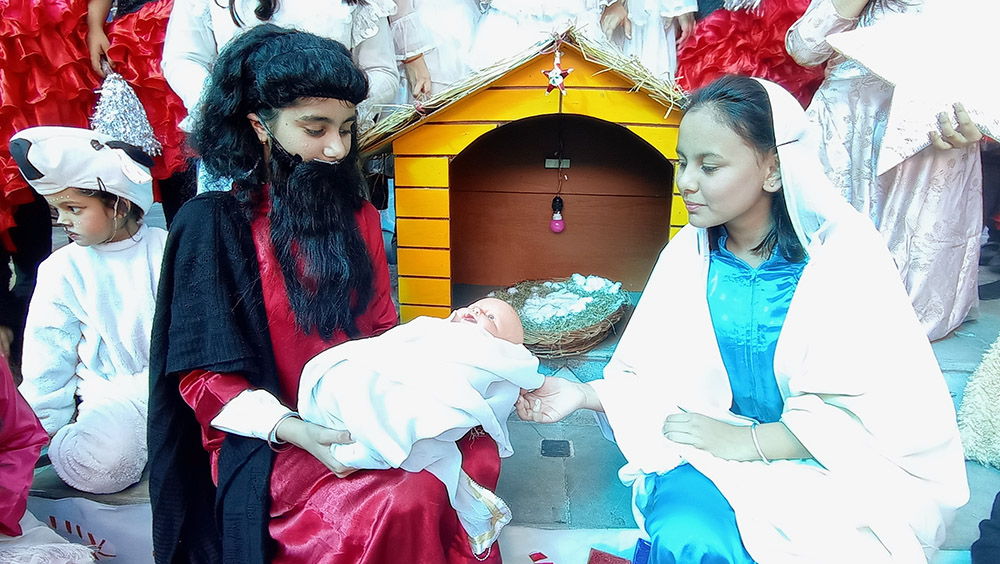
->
[[751, 78, 856, 252]]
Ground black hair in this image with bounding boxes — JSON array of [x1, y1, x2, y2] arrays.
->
[[686, 74, 805, 263], [224, 0, 367, 26], [192, 24, 375, 339], [190, 23, 369, 211], [76, 188, 145, 223], [861, 0, 913, 23]]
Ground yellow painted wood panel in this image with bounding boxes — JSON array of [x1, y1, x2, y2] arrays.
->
[[669, 226, 682, 239], [394, 124, 497, 156], [400, 304, 452, 323], [398, 276, 451, 306], [431, 89, 559, 123], [671, 194, 688, 225], [492, 49, 635, 90], [562, 89, 673, 125], [397, 248, 451, 277], [628, 125, 680, 160], [396, 218, 450, 248], [395, 157, 449, 188], [395, 188, 449, 218]]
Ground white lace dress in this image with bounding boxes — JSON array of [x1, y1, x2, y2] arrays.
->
[[163, 0, 399, 130], [468, 0, 610, 70], [787, 0, 983, 340], [611, 0, 697, 80], [390, 0, 480, 100]]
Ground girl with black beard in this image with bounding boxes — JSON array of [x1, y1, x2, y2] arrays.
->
[[149, 24, 504, 564]]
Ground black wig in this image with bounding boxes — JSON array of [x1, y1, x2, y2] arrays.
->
[[191, 23, 369, 203], [191, 24, 376, 339], [687, 74, 805, 263]]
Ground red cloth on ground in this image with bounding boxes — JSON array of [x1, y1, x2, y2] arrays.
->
[[181, 202, 500, 561], [0, 359, 48, 537], [0, 0, 188, 251], [675, 0, 826, 108]]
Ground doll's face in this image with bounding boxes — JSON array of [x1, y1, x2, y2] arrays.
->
[[450, 298, 524, 345], [675, 107, 780, 232]]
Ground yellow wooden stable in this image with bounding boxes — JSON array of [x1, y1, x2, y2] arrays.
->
[[385, 46, 686, 322]]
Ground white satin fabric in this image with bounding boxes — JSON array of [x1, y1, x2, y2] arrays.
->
[[297, 317, 543, 554], [787, 0, 982, 340]]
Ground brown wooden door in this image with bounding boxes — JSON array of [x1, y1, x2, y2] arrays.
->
[[450, 114, 674, 292]]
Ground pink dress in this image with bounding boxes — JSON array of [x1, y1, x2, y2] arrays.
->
[[787, 0, 982, 340]]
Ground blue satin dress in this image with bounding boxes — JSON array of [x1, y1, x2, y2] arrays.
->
[[636, 231, 807, 564]]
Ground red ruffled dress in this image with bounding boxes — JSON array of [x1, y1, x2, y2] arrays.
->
[[0, 0, 188, 250], [179, 201, 504, 563], [675, 0, 826, 108]]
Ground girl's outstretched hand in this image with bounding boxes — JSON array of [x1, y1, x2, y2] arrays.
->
[[404, 55, 432, 100], [601, 1, 632, 41], [516, 376, 590, 424], [676, 13, 695, 46], [662, 411, 754, 461], [87, 29, 112, 77], [929, 102, 983, 150], [275, 416, 357, 478]]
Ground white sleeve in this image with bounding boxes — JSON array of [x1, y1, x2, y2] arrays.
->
[[162, 0, 217, 120], [389, 0, 436, 61], [786, 0, 859, 67], [657, 0, 698, 17], [210, 388, 294, 440], [18, 267, 83, 435], [355, 16, 402, 127]]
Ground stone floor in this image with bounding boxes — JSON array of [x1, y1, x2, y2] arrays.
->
[[29, 204, 1000, 563]]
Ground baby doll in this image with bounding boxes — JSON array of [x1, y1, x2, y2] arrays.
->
[[10, 126, 167, 494], [291, 297, 542, 556]]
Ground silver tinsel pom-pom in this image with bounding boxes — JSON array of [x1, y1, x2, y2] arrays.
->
[[723, 0, 763, 11], [91, 71, 162, 156]]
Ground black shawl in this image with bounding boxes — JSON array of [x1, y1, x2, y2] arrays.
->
[[148, 192, 280, 564]]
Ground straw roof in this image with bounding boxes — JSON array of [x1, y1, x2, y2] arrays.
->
[[359, 27, 689, 155]]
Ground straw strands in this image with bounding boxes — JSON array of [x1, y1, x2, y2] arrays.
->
[[360, 27, 688, 154]]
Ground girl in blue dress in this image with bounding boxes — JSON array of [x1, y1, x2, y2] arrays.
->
[[516, 75, 968, 563]]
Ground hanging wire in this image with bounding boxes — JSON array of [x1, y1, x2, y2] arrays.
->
[[554, 113, 566, 195]]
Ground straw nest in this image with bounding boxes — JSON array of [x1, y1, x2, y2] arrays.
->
[[489, 275, 631, 359]]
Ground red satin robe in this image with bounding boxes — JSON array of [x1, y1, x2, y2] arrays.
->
[[178, 202, 503, 563]]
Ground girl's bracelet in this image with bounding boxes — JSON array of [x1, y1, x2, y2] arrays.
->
[[402, 53, 424, 65], [267, 412, 300, 452], [750, 422, 771, 465]]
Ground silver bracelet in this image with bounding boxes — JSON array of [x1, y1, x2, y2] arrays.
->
[[267, 411, 299, 452], [750, 422, 771, 465]]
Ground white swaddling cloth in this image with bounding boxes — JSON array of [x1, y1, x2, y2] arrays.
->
[[298, 316, 543, 555]]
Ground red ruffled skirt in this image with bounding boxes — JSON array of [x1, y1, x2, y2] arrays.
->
[[675, 0, 825, 108], [269, 432, 504, 563], [0, 0, 188, 250]]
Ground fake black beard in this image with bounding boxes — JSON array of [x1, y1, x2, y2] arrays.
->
[[267, 140, 374, 339]]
